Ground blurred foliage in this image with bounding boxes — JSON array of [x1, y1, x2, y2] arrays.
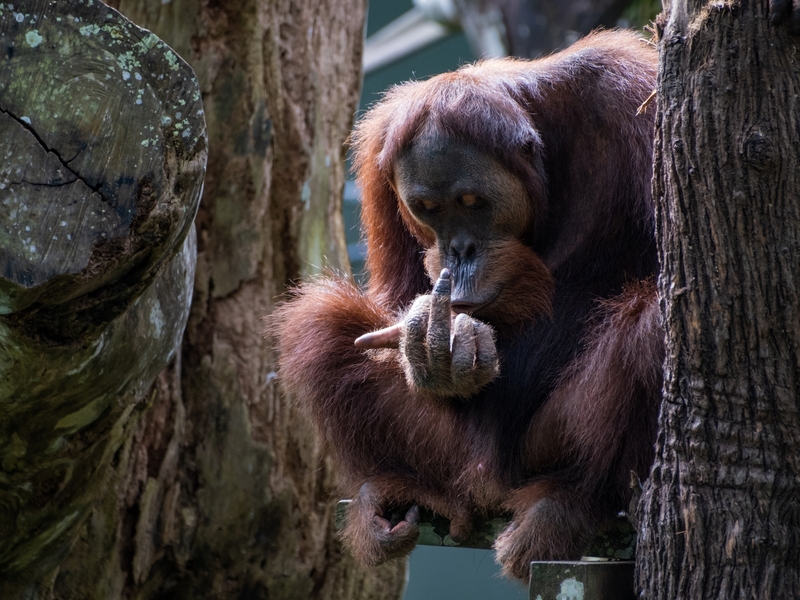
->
[[620, 0, 662, 29]]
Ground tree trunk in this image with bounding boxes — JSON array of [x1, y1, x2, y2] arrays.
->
[[50, 0, 407, 598], [637, 0, 800, 597]]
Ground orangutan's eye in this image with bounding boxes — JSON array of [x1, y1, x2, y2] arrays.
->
[[408, 198, 441, 214], [461, 194, 477, 207]]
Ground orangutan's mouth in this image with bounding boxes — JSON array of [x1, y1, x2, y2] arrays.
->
[[451, 288, 502, 317]]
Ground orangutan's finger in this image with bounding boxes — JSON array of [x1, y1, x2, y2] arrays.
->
[[354, 323, 403, 349]]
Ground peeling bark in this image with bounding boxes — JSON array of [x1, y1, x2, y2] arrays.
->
[[637, 0, 800, 597]]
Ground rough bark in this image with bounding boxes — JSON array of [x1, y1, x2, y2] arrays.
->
[[49, 0, 407, 598], [637, 0, 800, 597], [0, 2, 204, 596]]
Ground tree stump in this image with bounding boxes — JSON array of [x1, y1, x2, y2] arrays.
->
[[0, 1, 206, 593]]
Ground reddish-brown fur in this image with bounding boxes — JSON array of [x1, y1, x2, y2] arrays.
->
[[270, 30, 663, 580]]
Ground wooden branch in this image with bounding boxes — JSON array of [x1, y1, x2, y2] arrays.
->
[[0, 0, 206, 591], [335, 500, 636, 557]]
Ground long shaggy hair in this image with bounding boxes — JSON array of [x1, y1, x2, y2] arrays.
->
[[270, 30, 663, 581]]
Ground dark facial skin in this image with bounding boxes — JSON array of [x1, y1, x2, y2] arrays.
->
[[393, 136, 531, 315]]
